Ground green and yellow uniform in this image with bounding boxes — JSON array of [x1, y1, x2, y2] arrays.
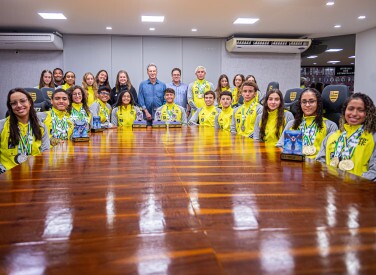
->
[[70, 103, 91, 125], [111, 105, 138, 127], [189, 105, 221, 127], [86, 86, 96, 107], [155, 103, 188, 125], [39, 107, 74, 141], [215, 106, 233, 131], [0, 118, 49, 171], [188, 79, 214, 111], [61, 83, 72, 91], [231, 98, 263, 138], [232, 87, 239, 106], [89, 100, 111, 124], [316, 124, 376, 180]]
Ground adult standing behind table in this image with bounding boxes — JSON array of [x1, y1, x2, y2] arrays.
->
[[53, 68, 64, 88], [109, 70, 138, 107], [187, 66, 215, 116], [138, 63, 166, 126], [166, 68, 189, 115]]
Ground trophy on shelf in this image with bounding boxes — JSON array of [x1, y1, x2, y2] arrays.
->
[[133, 108, 147, 128], [72, 120, 90, 142], [280, 130, 305, 162], [91, 116, 104, 132], [152, 110, 166, 128]]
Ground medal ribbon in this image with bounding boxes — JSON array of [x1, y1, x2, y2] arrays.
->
[[195, 80, 207, 96], [241, 101, 256, 131], [51, 110, 69, 139], [71, 106, 88, 123], [164, 105, 176, 121], [333, 126, 364, 160], [18, 122, 32, 155], [299, 119, 318, 146]]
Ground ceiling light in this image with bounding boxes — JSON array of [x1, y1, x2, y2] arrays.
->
[[191, 28, 197, 32], [307, 55, 318, 59], [38, 13, 66, 20], [326, 1, 335, 6], [149, 27, 155, 31], [358, 15, 366, 20], [334, 25, 341, 28], [142, 16, 164, 23], [349, 56, 355, 58], [325, 49, 343, 52], [351, 63, 355, 65], [327, 61, 340, 64], [233, 18, 259, 24], [313, 63, 317, 65], [106, 27, 112, 30]]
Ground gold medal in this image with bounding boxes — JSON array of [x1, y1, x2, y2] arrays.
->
[[15, 153, 28, 164], [338, 159, 354, 171], [197, 94, 203, 99], [330, 157, 339, 167], [241, 125, 246, 132], [303, 145, 316, 156]]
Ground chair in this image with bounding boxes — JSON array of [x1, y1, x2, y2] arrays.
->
[[322, 84, 350, 126], [40, 87, 54, 109], [266, 81, 279, 92], [284, 88, 303, 117], [24, 88, 50, 112]]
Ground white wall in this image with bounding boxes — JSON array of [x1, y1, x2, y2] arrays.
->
[[0, 35, 301, 119], [355, 27, 376, 102]]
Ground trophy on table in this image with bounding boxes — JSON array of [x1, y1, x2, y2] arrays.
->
[[152, 110, 167, 128], [167, 112, 182, 128], [280, 130, 305, 161], [91, 116, 104, 132], [72, 120, 90, 142], [133, 108, 147, 128]]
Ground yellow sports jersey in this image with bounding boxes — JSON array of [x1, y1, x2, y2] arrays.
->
[[257, 110, 293, 144], [0, 118, 48, 170], [159, 103, 184, 123], [96, 100, 111, 123], [43, 107, 74, 140], [232, 87, 239, 105], [198, 106, 220, 127], [190, 79, 212, 109], [232, 98, 262, 138], [86, 86, 96, 107], [61, 83, 72, 91], [114, 105, 137, 127], [216, 107, 233, 131], [323, 124, 375, 177], [70, 103, 91, 125]]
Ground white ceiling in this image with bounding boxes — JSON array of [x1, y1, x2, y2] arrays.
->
[[1, 0, 376, 65]]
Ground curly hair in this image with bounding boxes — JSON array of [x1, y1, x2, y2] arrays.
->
[[292, 88, 324, 131], [6, 88, 42, 146], [66, 85, 91, 115], [339, 93, 376, 133], [115, 90, 135, 108], [259, 89, 285, 141]]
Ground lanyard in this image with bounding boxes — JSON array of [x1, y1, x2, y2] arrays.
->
[[195, 80, 207, 95], [299, 119, 318, 146], [71, 106, 88, 122], [18, 122, 32, 155], [241, 101, 255, 128], [333, 126, 364, 160], [51, 110, 69, 139]]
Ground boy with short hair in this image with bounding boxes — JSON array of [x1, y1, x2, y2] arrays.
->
[[155, 88, 188, 125], [188, 91, 221, 127]]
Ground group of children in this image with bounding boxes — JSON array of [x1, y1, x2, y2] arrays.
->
[[1, 70, 375, 182]]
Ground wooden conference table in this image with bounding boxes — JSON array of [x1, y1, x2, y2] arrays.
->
[[0, 127, 375, 274]]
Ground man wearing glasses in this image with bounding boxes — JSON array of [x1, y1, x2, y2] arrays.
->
[[166, 68, 190, 116], [138, 64, 166, 126]]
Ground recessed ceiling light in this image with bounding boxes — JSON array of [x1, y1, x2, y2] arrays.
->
[[351, 63, 355, 65], [191, 28, 197, 32], [38, 12, 66, 20], [326, 48, 343, 52], [106, 26, 112, 30], [327, 61, 340, 64], [349, 56, 355, 58], [142, 16, 164, 23], [233, 18, 259, 24], [358, 15, 366, 20], [326, 1, 335, 6], [313, 63, 317, 65], [307, 55, 318, 59], [334, 25, 341, 28], [149, 27, 155, 31]]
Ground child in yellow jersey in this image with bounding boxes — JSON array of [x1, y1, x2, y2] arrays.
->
[[82, 72, 98, 107], [67, 85, 92, 127], [214, 74, 231, 106], [111, 90, 140, 127], [232, 74, 245, 106], [277, 88, 338, 159], [254, 89, 294, 144], [317, 93, 376, 181], [37, 88, 74, 146], [187, 66, 215, 115], [155, 88, 188, 125], [89, 86, 114, 129], [0, 88, 49, 173], [61, 71, 76, 91], [188, 91, 221, 127], [215, 91, 233, 131], [230, 81, 263, 138]]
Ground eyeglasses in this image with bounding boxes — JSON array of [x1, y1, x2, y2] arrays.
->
[[72, 93, 82, 97], [10, 98, 29, 107], [301, 100, 317, 106], [100, 92, 110, 96]]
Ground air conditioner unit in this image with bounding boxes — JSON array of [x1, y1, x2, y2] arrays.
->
[[226, 37, 311, 53], [0, 32, 63, 50]]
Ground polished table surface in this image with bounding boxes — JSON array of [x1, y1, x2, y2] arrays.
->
[[1, 127, 376, 274]]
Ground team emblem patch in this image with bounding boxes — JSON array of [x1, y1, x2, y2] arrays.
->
[[30, 92, 37, 102], [329, 91, 339, 102], [290, 92, 297, 101], [47, 91, 53, 99]]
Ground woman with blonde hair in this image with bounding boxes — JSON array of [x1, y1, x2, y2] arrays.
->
[[82, 72, 98, 106], [110, 70, 138, 106]]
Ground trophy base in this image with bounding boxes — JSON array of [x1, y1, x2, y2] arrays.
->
[[91, 128, 104, 133], [133, 123, 147, 128], [280, 153, 305, 162], [167, 123, 182, 128], [152, 123, 167, 128], [72, 137, 90, 142]]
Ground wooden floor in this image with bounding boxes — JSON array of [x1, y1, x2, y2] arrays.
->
[[1, 127, 376, 274]]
